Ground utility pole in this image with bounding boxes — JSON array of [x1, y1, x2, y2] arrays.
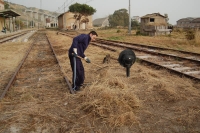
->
[[38, 0, 40, 29], [39, 0, 42, 28], [18, 18, 20, 30], [40, 0, 42, 9], [25, 10, 28, 29], [38, 12, 39, 29], [128, 0, 131, 34]]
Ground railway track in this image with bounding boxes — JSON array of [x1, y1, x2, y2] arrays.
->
[[0, 30, 34, 43], [0, 31, 74, 100], [58, 31, 200, 81]]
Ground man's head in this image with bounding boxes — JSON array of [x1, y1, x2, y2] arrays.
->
[[89, 31, 98, 41]]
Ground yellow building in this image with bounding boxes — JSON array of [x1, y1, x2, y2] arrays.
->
[[0, 0, 20, 33], [58, 11, 93, 30], [0, 0, 5, 31]]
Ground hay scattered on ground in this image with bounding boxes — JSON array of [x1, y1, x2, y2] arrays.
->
[[0, 30, 200, 133]]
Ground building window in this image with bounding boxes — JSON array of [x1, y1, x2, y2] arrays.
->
[[150, 18, 155, 22]]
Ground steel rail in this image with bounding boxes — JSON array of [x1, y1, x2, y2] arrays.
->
[[0, 35, 37, 100], [59, 31, 200, 58], [58, 31, 200, 81], [0, 32, 30, 44], [97, 38, 200, 57], [97, 40, 200, 81], [138, 58, 200, 81], [58, 31, 200, 63], [97, 39, 200, 64], [0, 32, 75, 100], [46, 34, 75, 94], [90, 42, 117, 52]]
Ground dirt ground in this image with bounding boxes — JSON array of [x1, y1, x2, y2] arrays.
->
[[0, 29, 200, 133]]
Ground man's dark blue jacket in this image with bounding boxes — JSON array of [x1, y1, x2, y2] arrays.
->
[[69, 34, 91, 58]]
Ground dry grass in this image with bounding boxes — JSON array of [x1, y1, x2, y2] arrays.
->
[[195, 29, 200, 45], [94, 28, 200, 53], [0, 41, 32, 94], [0, 30, 200, 133], [0, 42, 31, 70]]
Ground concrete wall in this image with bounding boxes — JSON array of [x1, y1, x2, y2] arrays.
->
[[0, 17, 4, 31], [58, 12, 93, 30], [102, 18, 109, 27], [0, 2, 4, 10], [140, 14, 169, 36], [58, 14, 64, 29]]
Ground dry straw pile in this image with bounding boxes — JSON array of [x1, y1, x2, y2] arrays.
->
[[0, 30, 200, 133]]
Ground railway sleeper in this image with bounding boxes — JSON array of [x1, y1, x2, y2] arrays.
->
[[13, 78, 66, 87]]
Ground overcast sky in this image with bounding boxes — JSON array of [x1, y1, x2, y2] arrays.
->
[[8, 0, 200, 25]]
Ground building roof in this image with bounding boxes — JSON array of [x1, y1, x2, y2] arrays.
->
[[93, 17, 108, 26], [141, 13, 166, 19], [132, 16, 140, 22], [0, 9, 20, 18], [58, 12, 65, 18], [57, 11, 72, 18], [191, 18, 200, 23], [177, 17, 196, 22]]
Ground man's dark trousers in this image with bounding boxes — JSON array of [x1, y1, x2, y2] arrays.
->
[[69, 55, 85, 88]]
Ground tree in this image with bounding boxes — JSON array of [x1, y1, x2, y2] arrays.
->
[[131, 20, 140, 30], [69, 3, 96, 29], [4, 2, 9, 9], [164, 13, 169, 24], [108, 9, 129, 27]]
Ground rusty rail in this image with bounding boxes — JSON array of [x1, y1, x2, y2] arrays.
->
[[46, 34, 75, 94], [0, 32, 75, 100], [98, 38, 200, 57], [97, 39, 200, 64], [0, 35, 36, 100], [0, 32, 30, 44], [96, 39, 200, 81], [59, 31, 200, 81]]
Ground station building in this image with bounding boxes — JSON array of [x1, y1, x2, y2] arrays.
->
[[0, 0, 20, 33], [58, 11, 93, 30]]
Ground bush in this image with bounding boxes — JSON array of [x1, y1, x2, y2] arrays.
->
[[185, 30, 195, 40], [195, 30, 200, 44], [136, 31, 140, 35], [117, 29, 121, 33], [173, 28, 182, 33]]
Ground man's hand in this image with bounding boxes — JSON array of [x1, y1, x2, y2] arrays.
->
[[73, 53, 78, 57], [84, 57, 91, 63]]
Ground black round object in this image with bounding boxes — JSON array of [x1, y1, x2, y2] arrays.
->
[[118, 49, 136, 77]]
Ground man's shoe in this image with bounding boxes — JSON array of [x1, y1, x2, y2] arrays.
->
[[72, 86, 80, 91], [75, 86, 80, 91]]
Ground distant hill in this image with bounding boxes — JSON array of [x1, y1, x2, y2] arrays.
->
[[5, 1, 60, 23]]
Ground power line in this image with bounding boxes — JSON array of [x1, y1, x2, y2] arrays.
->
[[85, 0, 93, 4], [55, 0, 76, 13]]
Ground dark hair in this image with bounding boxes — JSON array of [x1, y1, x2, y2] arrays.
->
[[89, 31, 98, 36]]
